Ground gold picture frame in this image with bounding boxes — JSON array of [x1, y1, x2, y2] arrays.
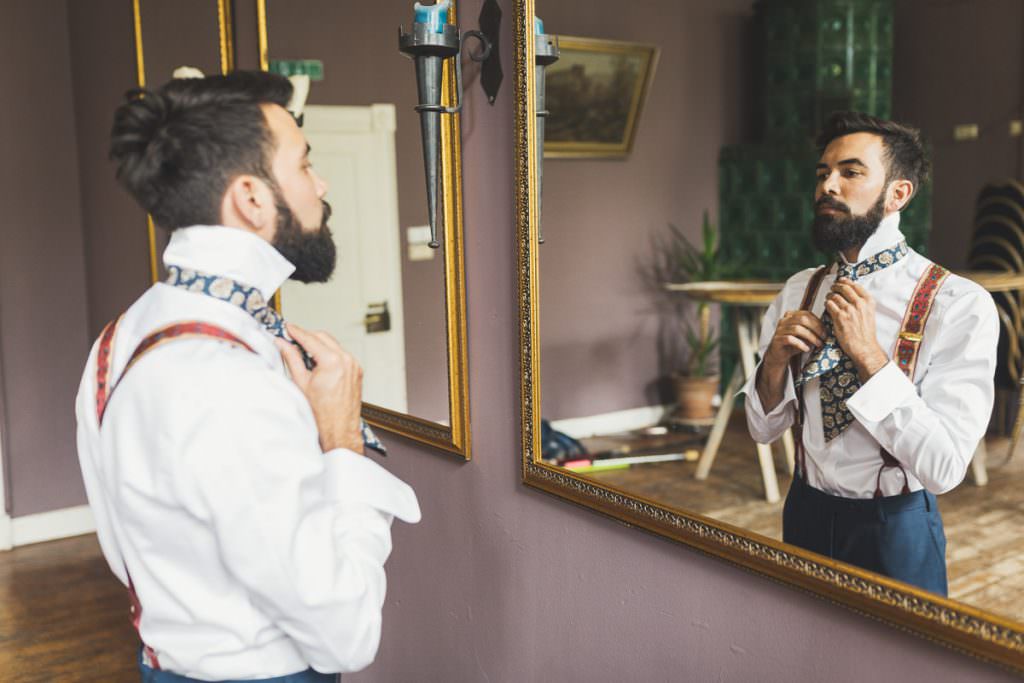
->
[[543, 36, 658, 159], [513, 0, 1023, 672]]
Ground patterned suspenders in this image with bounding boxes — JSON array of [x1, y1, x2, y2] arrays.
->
[[790, 266, 829, 482], [876, 263, 950, 497], [789, 262, 950, 498], [94, 317, 256, 670]]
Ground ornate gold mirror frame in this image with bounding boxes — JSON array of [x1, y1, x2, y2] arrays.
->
[[132, 0, 471, 459], [512, 0, 1022, 671]]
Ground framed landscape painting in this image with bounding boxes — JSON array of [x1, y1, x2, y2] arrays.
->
[[544, 36, 659, 159]]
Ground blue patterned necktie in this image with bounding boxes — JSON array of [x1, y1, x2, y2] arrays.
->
[[165, 265, 386, 455], [797, 241, 908, 441]]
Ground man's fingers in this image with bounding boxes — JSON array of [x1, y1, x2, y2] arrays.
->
[[287, 322, 348, 357], [825, 298, 847, 319], [275, 338, 310, 383], [828, 291, 850, 307], [311, 329, 346, 354], [284, 321, 323, 352], [793, 323, 825, 347], [789, 311, 827, 338], [783, 335, 810, 353], [846, 279, 869, 297], [287, 324, 347, 366], [836, 277, 868, 292], [781, 323, 823, 349], [833, 279, 869, 303]]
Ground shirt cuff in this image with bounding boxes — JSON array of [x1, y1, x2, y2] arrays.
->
[[740, 362, 796, 419], [846, 361, 917, 423], [323, 449, 422, 523]]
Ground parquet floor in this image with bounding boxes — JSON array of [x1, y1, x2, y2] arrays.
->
[[0, 534, 137, 682], [586, 413, 1024, 623]]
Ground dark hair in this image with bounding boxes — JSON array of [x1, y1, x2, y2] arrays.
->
[[110, 70, 293, 231], [817, 111, 930, 200]]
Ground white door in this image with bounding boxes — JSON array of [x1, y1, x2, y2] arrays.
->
[[280, 104, 407, 413]]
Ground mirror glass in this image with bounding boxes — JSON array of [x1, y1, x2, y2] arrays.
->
[[266, 0, 450, 424], [534, 0, 1024, 627], [139, 1, 222, 83], [138, 0, 226, 279]]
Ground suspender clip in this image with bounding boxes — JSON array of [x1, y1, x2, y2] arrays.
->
[[898, 330, 923, 342]]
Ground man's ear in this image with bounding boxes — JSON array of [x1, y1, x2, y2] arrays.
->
[[886, 178, 914, 213], [220, 175, 277, 241]]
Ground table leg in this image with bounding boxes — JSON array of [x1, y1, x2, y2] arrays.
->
[[756, 442, 782, 503], [781, 429, 796, 476], [971, 439, 989, 486], [737, 310, 782, 502], [695, 363, 744, 480]]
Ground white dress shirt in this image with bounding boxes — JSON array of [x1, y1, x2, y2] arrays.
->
[[75, 225, 421, 679], [742, 212, 999, 498]]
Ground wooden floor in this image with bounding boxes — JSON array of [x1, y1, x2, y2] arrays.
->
[[0, 534, 137, 682], [586, 413, 1024, 624]]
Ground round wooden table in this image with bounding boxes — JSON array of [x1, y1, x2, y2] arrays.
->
[[665, 281, 794, 503]]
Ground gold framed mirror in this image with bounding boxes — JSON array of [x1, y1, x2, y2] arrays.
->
[[514, 0, 1023, 671], [133, 0, 471, 459]]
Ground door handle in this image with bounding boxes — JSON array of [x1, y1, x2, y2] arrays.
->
[[364, 301, 391, 334]]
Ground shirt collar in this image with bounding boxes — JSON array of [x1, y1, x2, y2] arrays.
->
[[839, 211, 905, 265], [162, 225, 295, 300]]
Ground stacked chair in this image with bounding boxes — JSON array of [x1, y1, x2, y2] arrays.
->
[[968, 179, 1024, 453]]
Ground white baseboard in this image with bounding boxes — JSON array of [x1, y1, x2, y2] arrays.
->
[[551, 404, 671, 439], [9, 504, 95, 547], [0, 514, 12, 551]]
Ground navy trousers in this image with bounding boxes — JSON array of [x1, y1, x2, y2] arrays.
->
[[139, 651, 339, 683], [782, 477, 948, 596]]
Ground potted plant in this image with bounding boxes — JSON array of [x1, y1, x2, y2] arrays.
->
[[661, 211, 721, 420]]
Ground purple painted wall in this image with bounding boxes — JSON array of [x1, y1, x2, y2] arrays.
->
[[67, 0, 150, 338], [538, 0, 755, 420], [892, 0, 1024, 269], [0, 0, 91, 517]]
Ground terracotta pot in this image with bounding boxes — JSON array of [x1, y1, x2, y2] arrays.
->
[[672, 374, 720, 420]]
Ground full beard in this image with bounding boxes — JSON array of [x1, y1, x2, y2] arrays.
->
[[271, 195, 337, 283], [810, 190, 886, 255]]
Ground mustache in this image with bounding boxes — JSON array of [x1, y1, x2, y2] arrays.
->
[[815, 196, 850, 214], [321, 200, 332, 224]]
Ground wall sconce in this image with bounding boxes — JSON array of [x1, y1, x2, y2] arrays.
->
[[534, 16, 558, 244], [399, 0, 500, 248]]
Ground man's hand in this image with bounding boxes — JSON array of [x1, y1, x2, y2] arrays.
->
[[825, 277, 889, 381], [756, 310, 827, 411], [276, 323, 365, 454]]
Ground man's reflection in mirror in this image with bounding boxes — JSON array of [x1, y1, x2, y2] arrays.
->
[[743, 112, 999, 595]]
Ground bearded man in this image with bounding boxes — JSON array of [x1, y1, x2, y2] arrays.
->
[[742, 111, 998, 596], [74, 71, 420, 682]]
